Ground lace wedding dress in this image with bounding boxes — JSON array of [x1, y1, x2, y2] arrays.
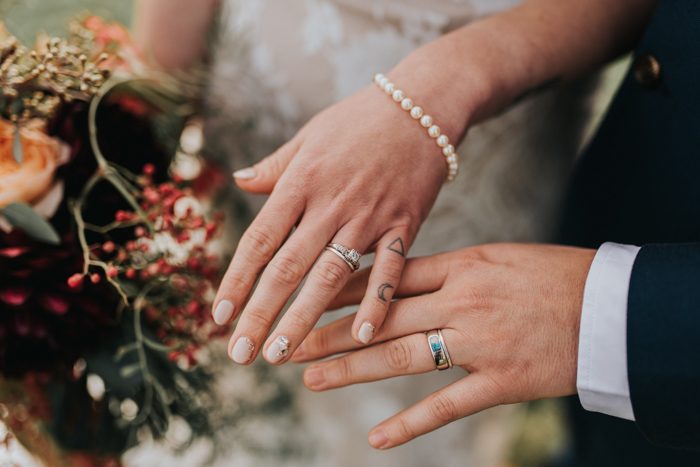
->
[[202, 1, 598, 466]]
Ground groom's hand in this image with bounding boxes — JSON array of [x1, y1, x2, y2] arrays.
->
[[293, 244, 595, 448], [212, 77, 471, 365]]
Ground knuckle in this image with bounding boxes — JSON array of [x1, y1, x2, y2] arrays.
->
[[307, 329, 329, 355], [390, 209, 419, 229], [270, 253, 307, 287], [394, 417, 415, 442], [243, 225, 278, 261], [243, 307, 271, 329], [461, 287, 492, 313], [427, 393, 459, 423], [262, 152, 284, 175], [286, 309, 316, 332], [221, 272, 250, 297], [483, 373, 510, 405], [384, 340, 412, 371], [315, 260, 348, 292], [332, 357, 353, 383], [381, 255, 405, 279]]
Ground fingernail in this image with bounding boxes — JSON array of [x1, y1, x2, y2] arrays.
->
[[230, 336, 254, 364], [358, 322, 376, 344], [304, 366, 326, 389], [213, 300, 235, 325], [266, 335, 290, 363], [368, 429, 390, 449], [233, 167, 256, 180]]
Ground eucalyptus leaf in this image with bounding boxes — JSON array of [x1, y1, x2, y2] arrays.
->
[[12, 125, 22, 163], [0, 202, 60, 245]]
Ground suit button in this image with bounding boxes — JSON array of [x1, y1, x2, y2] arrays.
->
[[633, 53, 662, 88]]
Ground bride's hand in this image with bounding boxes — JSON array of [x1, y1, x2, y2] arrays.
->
[[291, 244, 595, 448], [212, 49, 485, 366]]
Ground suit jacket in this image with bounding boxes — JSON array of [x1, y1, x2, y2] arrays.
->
[[558, 0, 700, 464]]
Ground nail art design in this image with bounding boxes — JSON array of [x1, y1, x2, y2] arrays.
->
[[266, 335, 290, 363], [231, 336, 254, 364], [358, 322, 376, 344]]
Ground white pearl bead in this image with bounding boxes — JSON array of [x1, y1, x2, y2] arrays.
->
[[374, 73, 384, 84], [436, 134, 449, 147], [447, 154, 457, 164], [420, 115, 433, 128], [428, 125, 441, 138], [400, 98, 413, 110], [410, 106, 423, 119], [443, 145, 455, 156], [384, 82, 395, 94], [379, 77, 389, 88], [392, 90, 405, 102]]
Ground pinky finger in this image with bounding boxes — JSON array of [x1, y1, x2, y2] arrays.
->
[[368, 374, 500, 450]]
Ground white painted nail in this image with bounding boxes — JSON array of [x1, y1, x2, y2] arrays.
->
[[358, 322, 376, 344], [233, 167, 256, 180], [231, 336, 254, 364], [213, 300, 234, 325], [266, 336, 290, 363]]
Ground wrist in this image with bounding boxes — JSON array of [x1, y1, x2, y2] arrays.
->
[[387, 41, 491, 146]]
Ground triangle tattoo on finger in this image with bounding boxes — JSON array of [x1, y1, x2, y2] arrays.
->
[[387, 237, 406, 257]]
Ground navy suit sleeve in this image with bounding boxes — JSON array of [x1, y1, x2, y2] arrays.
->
[[628, 243, 700, 450]]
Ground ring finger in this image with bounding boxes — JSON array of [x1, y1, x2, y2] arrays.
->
[[302, 329, 464, 391]]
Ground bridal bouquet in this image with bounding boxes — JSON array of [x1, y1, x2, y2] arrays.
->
[[0, 17, 231, 465]]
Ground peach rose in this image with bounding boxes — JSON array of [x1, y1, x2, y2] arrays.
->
[[0, 118, 69, 214]]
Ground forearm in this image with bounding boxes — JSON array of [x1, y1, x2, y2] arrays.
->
[[133, 0, 220, 69], [389, 0, 659, 141]]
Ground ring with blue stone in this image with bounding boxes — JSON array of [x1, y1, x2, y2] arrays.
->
[[426, 329, 453, 370]]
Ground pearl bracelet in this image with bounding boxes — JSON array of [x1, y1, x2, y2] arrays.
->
[[373, 73, 458, 181]]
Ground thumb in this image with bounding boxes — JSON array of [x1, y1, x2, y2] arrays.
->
[[232, 139, 300, 194]]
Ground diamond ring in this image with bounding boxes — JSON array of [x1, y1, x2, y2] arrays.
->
[[325, 243, 362, 272]]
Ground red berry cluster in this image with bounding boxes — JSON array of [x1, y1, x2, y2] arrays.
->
[[67, 163, 228, 366]]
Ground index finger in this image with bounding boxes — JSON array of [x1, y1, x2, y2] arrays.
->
[[212, 189, 304, 325]]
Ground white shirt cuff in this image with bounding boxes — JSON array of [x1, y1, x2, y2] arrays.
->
[[577, 242, 640, 421]]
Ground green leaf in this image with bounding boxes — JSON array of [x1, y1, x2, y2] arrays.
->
[[12, 125, 22, 163], [0, 202, 60, 245]]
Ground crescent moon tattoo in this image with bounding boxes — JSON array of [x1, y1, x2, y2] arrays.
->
[[378, 283, 394, 302]]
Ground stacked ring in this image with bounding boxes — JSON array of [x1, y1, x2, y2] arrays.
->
[[325, 243, 362, 272], [426, 329, 453, 371]]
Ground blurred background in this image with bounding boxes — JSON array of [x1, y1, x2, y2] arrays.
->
[[0, 1, 627, 466]]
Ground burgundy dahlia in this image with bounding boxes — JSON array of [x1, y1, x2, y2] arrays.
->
[[0, 229, 119, 377]]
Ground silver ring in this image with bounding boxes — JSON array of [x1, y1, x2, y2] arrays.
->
[[426, 329, 453, 371], [325, 243, 362, 272]]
